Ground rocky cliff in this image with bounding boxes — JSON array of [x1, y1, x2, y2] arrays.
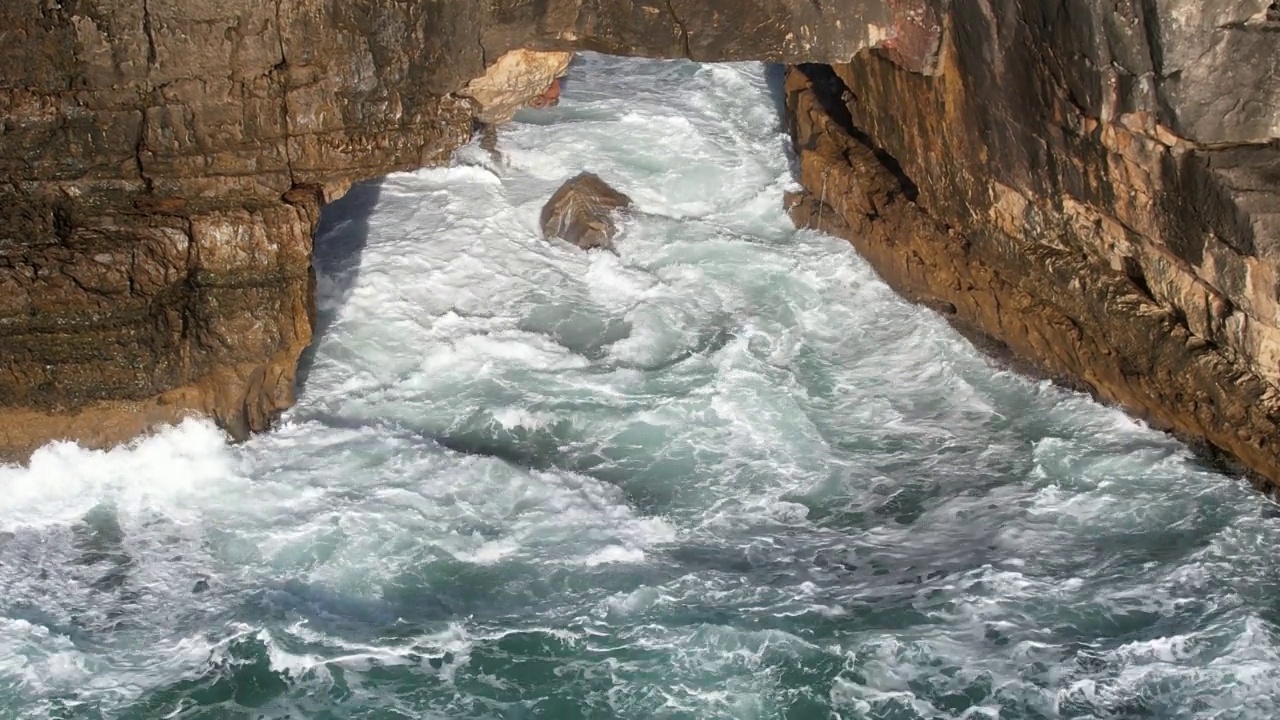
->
[[786, 1, 1280, 486], [0, 0, 913, 457], [3, 0, 1279, 489]]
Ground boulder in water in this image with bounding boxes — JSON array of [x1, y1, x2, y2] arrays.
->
[[539, 172, 633, 251]]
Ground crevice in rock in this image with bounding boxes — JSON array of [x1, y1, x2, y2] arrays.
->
[[1136, 0, 1178, 125], [51, 204, 73, 243], [1121, 255, 1155, 301], [273, 0, 296, 187], [796, 63, 919, 202], [133, 113, 154, 195], [665, 0, 692, 59], [141, 0, 157, 66], [135, 0, 159, 194]]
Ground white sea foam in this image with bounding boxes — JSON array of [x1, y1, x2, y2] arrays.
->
[[0, 418, 237, 531]]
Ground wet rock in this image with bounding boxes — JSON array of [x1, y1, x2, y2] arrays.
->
[[540, 173, 633, 251], [1, 0, 1276, 477], [784, 0, 1280, 489], [529, 78, 564, 110]]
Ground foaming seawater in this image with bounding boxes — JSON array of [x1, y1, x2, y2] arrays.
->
[[4, 53, 1280, 718]]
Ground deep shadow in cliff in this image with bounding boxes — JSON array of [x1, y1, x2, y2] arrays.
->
[[792, 64, 917, 202], [764, 63, 788, 119], [295, 179, 384, 393]]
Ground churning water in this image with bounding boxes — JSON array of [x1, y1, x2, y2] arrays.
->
[[4, 54, 1280, 719]]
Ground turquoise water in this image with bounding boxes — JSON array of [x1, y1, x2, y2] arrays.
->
[[3, 54, 1280, 719]]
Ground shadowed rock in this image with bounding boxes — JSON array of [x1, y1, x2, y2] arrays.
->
[[540, 173, 634, 251]]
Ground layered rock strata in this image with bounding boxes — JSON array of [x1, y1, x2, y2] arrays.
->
[[785, 1, 1280, 487], [540, 172, 634, 251], [4, 0, 1280, 489], [0, 0, 916, 458]]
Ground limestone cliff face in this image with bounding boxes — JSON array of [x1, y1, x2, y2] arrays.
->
[[4, 0, 1279, 488], [787, 1, 1280, 486], [0, 0, 918, 458]]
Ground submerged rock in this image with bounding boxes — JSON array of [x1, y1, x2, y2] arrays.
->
[[540, 173, 633, 251]]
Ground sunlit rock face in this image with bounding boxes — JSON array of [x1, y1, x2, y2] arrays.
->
[[3, 0, 1278, 489], [785, 0, 1280, 487], [0, 0, 917, 457], [461, 50, 574, 124]]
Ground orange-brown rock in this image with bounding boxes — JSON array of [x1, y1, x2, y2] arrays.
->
[[0, 0, 922, 460], [540, 172, 633, 251], [531, 79, 564, 110], [783, 0, 1280, 489]]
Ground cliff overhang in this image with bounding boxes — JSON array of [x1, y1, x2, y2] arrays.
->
[[0, 0, 936, 458], [3, 0, 1280, 491]]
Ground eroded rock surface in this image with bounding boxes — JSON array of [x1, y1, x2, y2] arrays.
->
[[540, 172, 633, 250], [785, 0, 1280, 487], [0, 0, 921, 458], [4, 0, 1280, 489]]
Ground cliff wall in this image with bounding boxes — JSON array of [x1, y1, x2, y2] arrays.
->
[[3, 0, 1279, 489], [0, 0, 912, 456], [787, 1, 1280, 485]]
